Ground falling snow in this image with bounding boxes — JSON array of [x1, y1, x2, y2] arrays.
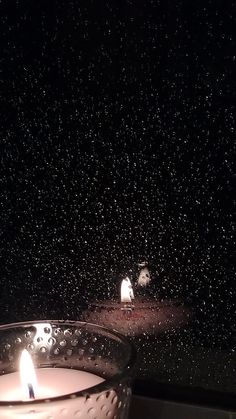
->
[[0, 0, 235, 395]]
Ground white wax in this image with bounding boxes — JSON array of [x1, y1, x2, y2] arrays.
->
[[0, 368, 121, 419], [0, 368, 104, 401]]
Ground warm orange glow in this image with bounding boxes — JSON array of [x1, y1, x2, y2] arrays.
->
[[19, 349, 37, 399]]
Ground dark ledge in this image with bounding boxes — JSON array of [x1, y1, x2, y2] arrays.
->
[[133, 379, 236, 412]]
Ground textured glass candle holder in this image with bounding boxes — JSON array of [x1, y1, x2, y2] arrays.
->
[[0, 320, 136, 418]]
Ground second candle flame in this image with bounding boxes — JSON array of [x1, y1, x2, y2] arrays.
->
[[120, 277, 134, 303]]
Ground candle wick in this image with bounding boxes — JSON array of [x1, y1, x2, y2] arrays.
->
[[28, 383, 35, 400]]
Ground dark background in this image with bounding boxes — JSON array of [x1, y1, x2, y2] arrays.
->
[[0, 0, 235, 359]]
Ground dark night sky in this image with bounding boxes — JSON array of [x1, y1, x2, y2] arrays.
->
[[0, 0, 235, 334]]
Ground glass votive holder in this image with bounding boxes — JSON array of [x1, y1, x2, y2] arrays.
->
[[0, 320, 136, 418]]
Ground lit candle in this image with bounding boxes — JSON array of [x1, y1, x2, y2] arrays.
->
[[0, 320, 134, 418], [0, 350, 116, 418]]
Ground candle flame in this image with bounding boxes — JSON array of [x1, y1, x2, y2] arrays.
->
[[120, 277, 134, 303], [20, 349, 37, 400]]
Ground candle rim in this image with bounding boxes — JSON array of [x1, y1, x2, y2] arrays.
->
[[0, 319, 136, 406]]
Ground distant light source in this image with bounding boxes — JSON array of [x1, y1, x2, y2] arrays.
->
[[120, 277, 134, 303], [137, 267, 151, 287]]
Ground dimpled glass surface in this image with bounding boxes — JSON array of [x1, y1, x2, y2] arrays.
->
[[0, 321, 133, 418]]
